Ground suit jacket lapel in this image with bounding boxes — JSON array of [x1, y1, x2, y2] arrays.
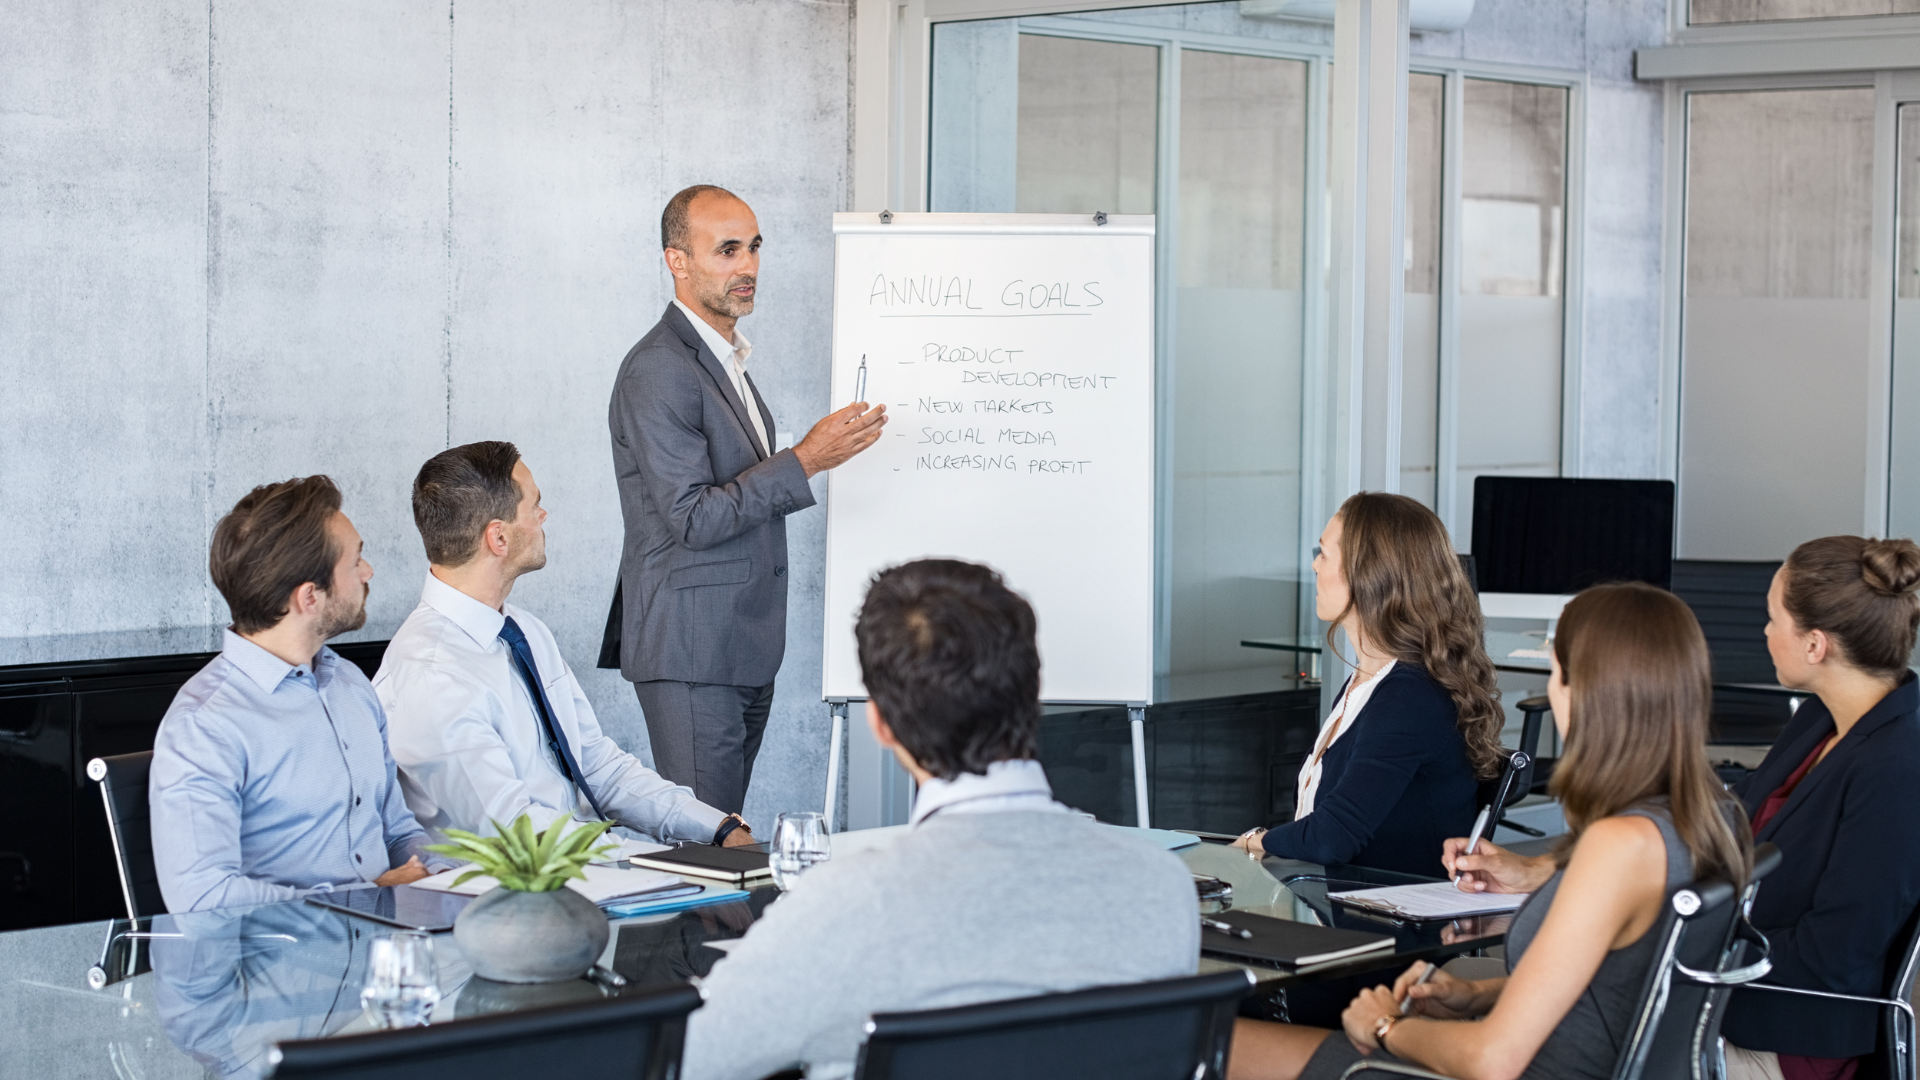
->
[[1756, 676, 1919, 841], [663, 304, 768, 462], [742, 371, 775, 456]]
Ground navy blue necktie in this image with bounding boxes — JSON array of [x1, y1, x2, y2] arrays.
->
[[499, 616, 610, 822]]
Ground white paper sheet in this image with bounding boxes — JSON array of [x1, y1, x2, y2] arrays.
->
[[1328, 881, 1529, 920], [412, 863, 687, 904]]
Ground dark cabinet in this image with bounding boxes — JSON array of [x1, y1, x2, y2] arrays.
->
[[0, 682, 75, 929], [0, 640, 388, 931]]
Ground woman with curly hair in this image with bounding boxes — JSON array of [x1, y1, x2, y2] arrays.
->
[[1232, 492, 1504, 878]]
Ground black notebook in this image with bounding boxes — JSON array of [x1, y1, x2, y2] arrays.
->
[[1199, 910, 1395, 967], [630, 843, 774, 886]]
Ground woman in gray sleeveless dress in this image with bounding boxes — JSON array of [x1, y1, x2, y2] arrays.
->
[[1228, 583, 1755, 1080]]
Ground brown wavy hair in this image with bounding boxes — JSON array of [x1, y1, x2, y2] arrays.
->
[[1781, 535, 1920, 681], [1328, 492, 1505, 779], [1549, 583, 1752, 886]]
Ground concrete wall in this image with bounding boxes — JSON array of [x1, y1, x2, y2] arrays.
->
[[1, 0, 854, 833]]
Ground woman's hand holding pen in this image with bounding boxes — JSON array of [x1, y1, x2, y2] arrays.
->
[[1390, 961, 1484, 1020], [1442, 836, 1555, 894]]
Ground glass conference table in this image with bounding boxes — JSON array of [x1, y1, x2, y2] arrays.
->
[[0, 832, 1507, 1079]]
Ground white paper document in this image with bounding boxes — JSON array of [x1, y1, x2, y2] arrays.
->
[[412, 863, 688, 905], [1328, 881, 1529, 920]]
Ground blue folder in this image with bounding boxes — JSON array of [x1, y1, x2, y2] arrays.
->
[[602, 886, 750, 919]]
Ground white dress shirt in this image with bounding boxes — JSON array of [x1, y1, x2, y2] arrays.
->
[[908, 759, 1069, 826], [374, 573, 729, 845], [1295, 659, 1396, 817], [674, 297, 771, 455]]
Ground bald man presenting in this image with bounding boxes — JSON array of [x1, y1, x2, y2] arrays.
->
[[602, 185, 886, 814]]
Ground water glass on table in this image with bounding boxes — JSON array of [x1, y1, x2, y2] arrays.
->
[[771, 811, 832, 891], [361, 931, 440, 1028]]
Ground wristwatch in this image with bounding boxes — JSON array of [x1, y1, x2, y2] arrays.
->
[[712, 815, 748, 846], [1374, 1013, 1401, 1049]]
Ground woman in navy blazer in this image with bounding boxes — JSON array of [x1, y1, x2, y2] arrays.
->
[[1234, 493, 1502, 880], [1720, 536, 1920, 1080]]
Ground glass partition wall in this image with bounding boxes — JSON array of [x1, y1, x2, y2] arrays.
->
[[931, 26, 1315, 694], [930, 17, 1576, 692], [1679, 88, 1877, 558], [1399, 75, 1569, 545]]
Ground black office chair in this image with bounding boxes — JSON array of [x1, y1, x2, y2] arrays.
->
[[1341, 844, 1781, 1080], [1473, 697, 1550, 839], [266, 984, 702, 1080], [852, 969, 1255, 1080], [87, 751, 165, 920], [1731, 899, 1920, 1080]]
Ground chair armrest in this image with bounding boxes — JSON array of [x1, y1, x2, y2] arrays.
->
[[1738, 981, 1916, 1014], [1339, 1060, 1463, 1080], [1675, 956, 1772, 987]]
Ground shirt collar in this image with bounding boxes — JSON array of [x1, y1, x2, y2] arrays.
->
[[909, 758, 1063, 826], [419, 571, 507, 648], [672, 298, 751, 368], [219, 629, 314, 694]]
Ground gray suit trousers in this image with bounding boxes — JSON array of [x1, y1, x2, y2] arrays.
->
[[633, 680, 774, 817]]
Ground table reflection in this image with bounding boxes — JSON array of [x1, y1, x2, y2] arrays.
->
[[150, 904, 378, 1079]]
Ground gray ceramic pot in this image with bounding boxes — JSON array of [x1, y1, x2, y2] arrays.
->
[[453, 887, 609, 984]]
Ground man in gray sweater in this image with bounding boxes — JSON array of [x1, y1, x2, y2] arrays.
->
[[680, 560, 1200, 1080]]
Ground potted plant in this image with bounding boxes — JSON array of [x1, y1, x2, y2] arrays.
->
[[426, 814, 617, 984]]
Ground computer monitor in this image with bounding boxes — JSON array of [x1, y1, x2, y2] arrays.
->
[[1470, 477, 1675, 595]]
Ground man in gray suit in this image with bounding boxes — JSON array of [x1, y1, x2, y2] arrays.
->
[[603, 184, 885, 814]]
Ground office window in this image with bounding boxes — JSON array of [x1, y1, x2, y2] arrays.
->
[[1452, 79, 1567, 548], [1016, 35, 1157, 214], [930, 28, 1311, 685], [1401, 72, 1444, 508], [928, 27, 1157, 215], [1679, 88, 1874, 558], [1690, 0, 1920, 24], [1172, 49, 1309, 678]]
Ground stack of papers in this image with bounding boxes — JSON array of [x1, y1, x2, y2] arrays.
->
[[1328, 881, 1529, 921], [412, 864, 698, 907]]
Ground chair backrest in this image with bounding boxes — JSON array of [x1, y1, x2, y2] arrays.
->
[[1613, 843, 1781, 1080], [1669, 560, 1780, 685], [266, 984, 702, 1080], [1477, 700, 1548, 813], [1869, 900, 1920, 1080], [853, 970, 1254, 1080], [86, 751, 163, 920]]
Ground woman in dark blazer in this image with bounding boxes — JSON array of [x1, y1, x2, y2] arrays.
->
[[1721, 536, 1920, 1080], [1233, 493, 1502, 879]]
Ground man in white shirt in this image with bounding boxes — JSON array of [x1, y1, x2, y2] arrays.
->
[[375, 441, 758, 851], [679, 560, 1198, 1080]]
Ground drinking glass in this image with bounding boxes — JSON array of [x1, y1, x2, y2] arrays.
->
[[770, 811, 832, 891], [361, 931, 440, 1028]]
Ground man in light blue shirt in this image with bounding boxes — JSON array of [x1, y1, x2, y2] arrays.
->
[[151, 475, 451, 913]]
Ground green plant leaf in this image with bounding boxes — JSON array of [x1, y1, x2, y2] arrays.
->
[[427, 813, 616, 893]]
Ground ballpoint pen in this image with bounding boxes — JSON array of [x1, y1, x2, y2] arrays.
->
[[1400, 960, 1438, 1015], [1200, 916, 1254, 940]]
